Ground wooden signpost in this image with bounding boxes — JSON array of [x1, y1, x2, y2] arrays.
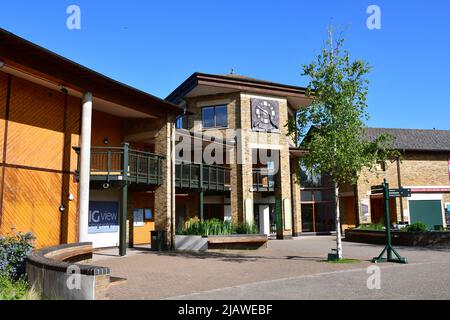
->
[[371, 179, 410, 264]]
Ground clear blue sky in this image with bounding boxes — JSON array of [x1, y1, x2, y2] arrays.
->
[[1, 0, 449, 129]]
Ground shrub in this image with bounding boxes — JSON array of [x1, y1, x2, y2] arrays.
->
[[234, 222, 260, 235], [0, 230, 35, 279], [356, 223, 385, 231], [178, 218, 259, 236], [403, 222, 429, 233], [0, 275, 41, 300]]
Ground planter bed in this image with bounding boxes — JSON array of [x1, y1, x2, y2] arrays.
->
[[345, 229, 450, 248], [207, 234, 268, 250]]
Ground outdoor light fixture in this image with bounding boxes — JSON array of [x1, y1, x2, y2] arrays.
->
[[68, 193, 74, 201], [103, 137, 109, 145], [60, 86, 68, 94], [59, 204, 65, 212]]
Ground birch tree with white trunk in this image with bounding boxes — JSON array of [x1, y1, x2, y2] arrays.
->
[[288, 26, 395, 260]]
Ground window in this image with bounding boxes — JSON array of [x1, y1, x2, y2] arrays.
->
[[300, 163, 336, 233], [300, 163, 334, 188], [133, 208, 154, 227], [202, 105, 227, 128], [375, 161, 386, 172], [176, 115, 189, 129]]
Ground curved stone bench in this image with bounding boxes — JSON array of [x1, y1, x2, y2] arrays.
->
[[27, 242, 112, 300]]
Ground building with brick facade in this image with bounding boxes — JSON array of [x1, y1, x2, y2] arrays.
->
[[1, 28, 448, 256], [340, 128, 450, 231], [167, 73, 310, 238], [301, 127, 450, 233]]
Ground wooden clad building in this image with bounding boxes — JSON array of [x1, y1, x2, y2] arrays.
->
[[0, 29, 183, 252]]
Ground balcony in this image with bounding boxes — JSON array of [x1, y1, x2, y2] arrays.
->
[[253, 168, 276, 192], [175, 162, 231, 191], [73, 145, 164, 186]]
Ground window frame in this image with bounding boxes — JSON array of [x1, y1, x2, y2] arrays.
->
[[175, 115, 189, 130], [201, 104, 228, 129]]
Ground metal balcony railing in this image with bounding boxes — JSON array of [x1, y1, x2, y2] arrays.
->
[[175, 162, 231, 191], [253, 168, 276, 192], [73, 145, 164, 185]]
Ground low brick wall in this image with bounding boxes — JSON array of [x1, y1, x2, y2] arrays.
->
[[345, 229, 450, 248], [27, 242, 112, 300]]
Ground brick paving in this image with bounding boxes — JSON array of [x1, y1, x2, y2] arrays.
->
[[93, 236, 450, 300]]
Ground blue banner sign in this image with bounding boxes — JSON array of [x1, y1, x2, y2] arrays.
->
[[88, 201, 119, 234]]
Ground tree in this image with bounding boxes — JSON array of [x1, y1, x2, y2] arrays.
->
[[288, 27, 395, 260]]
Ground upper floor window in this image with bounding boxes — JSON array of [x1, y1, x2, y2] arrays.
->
[[299, 163, 334, 189], [176, 115, 189, 129], [375, 161, 386, 172], [202, 105, 227, 129]]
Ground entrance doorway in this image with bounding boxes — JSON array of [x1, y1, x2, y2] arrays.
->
[[300, 189, 336, 233], [370, 196, 397, 224], [409, 199, 443, 230], [254, 204, 277, 236]]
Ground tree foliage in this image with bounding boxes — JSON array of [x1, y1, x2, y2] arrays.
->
[[288, 30, 397, 185]]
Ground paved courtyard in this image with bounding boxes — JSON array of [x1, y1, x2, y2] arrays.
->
[[93, 236, 450, 300]]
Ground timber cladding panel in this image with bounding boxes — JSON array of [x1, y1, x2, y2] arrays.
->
[[1, 168, 62, 248], [7, 76, 65, 170], [0, 72, 7, 163], [91, 110, 123, 147], [0, 72, 81, 248]]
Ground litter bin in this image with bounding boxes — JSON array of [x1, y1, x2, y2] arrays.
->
[[151, 230, 167, 251]]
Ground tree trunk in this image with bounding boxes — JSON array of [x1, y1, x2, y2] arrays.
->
[[335, 182, 343, 259]]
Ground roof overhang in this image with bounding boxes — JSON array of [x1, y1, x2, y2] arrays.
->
[[289, 147, 308, 158], [0, 28, 184, 118], [166, 72, 312, 110]]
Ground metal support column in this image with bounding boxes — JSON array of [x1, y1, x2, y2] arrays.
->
[[199, 163, 204, 221]]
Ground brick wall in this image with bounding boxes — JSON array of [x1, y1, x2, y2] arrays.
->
[[182, 91, 296, 237], [355, 152, 450, 224]]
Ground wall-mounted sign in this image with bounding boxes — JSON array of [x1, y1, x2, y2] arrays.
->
[[88, 201, 119, 234], [145, 208, 153, 221], [133, 209, 144, 227], [251, 98, 280, 133], [283, 198, 292, 231], [360, 199, 370, 222]]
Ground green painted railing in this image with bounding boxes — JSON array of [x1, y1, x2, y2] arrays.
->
[[73, 145, 165, 185], [175, 162, 231, 191]]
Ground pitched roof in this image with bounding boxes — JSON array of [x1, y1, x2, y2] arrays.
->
[[0, 28, 184, 116], [166, 72, 309, 106], [363, 128, 450, 152]]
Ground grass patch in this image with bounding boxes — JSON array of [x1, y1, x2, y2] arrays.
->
[[321, 258, 361, 264], [0, 275, 41, 300]]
